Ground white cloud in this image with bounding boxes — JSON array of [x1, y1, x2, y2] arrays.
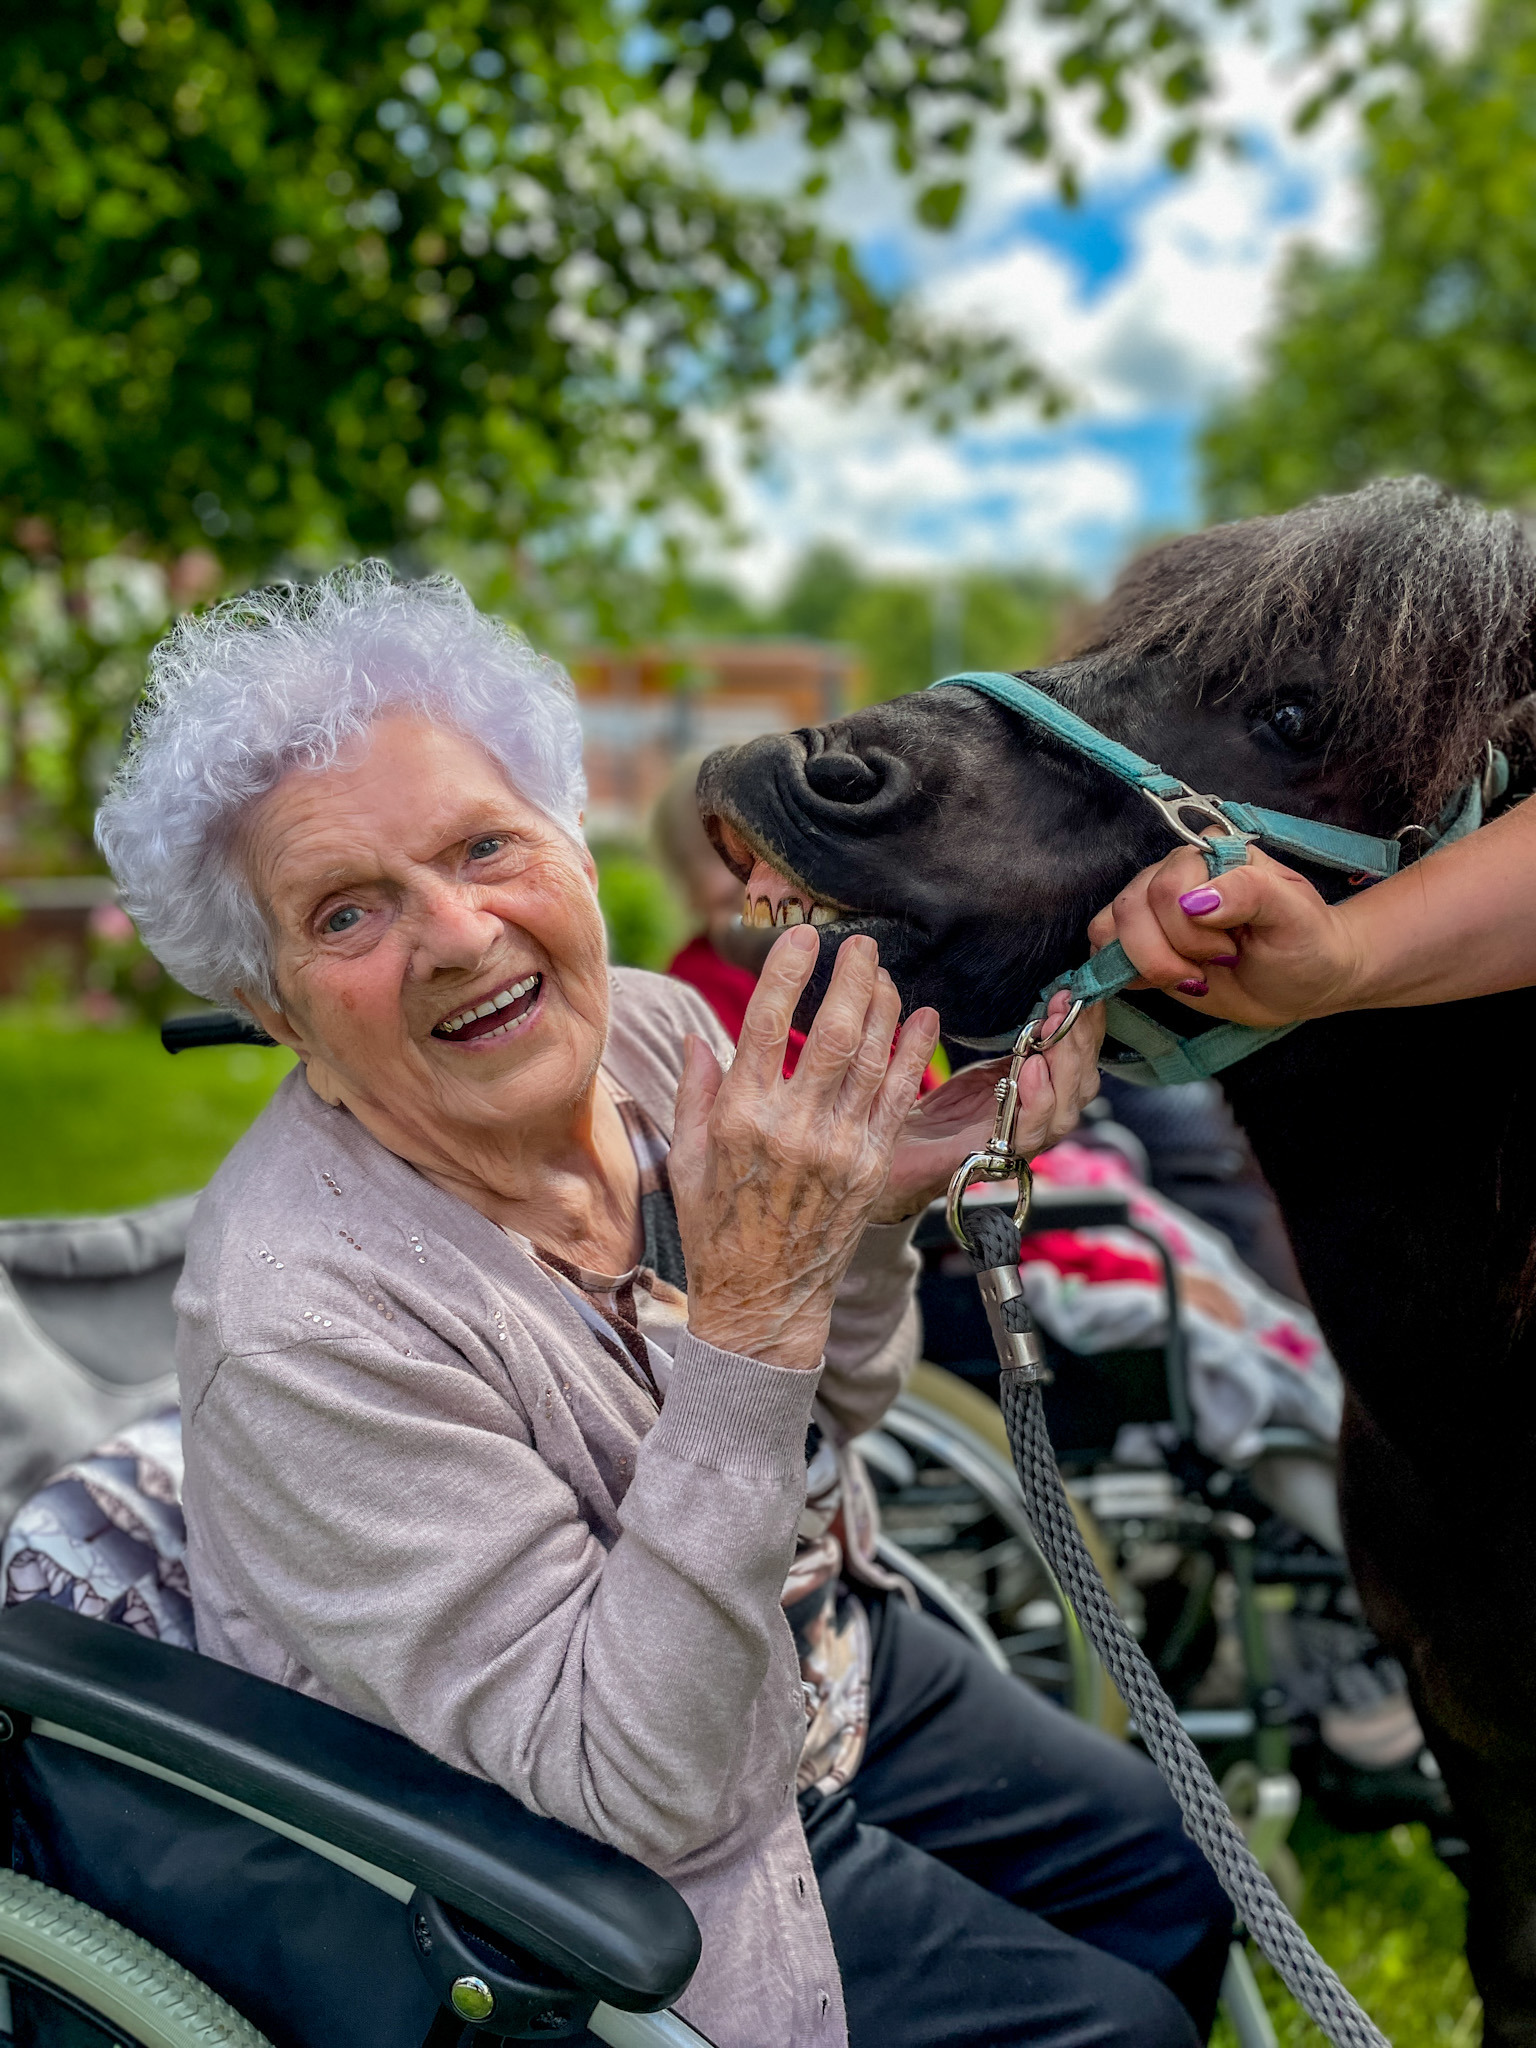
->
[[922, 133, 1360, 422], [700, 384, 1141, 598], [696, 0, 1474, 591]]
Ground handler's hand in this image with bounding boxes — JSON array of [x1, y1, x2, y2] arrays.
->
[[871, 988, 1104, 1223], [1087, 844, 1360, 1027], [670, 927, 937, 1371]]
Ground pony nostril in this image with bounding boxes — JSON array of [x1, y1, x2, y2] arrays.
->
[[805, 751, 881, 803]]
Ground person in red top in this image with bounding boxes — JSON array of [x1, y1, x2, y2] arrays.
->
[[653, 752, 941, 1089]]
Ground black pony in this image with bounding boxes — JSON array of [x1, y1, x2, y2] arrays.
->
[[700, 479, 1536, 2045]]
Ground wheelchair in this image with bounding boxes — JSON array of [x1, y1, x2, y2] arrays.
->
[[0, 1162, 1283, 2044]]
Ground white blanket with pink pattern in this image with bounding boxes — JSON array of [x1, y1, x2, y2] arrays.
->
[[1021, 1141, 1342, 1463]]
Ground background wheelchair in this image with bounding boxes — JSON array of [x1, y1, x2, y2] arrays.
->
[[0, 1132, 1287, 2046], [906, 1165, 1451, 1904]]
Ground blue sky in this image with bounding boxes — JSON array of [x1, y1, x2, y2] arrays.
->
[[706, 56, 1368, 596]]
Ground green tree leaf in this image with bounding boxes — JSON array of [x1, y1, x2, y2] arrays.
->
[[916, 181, 966, 229]]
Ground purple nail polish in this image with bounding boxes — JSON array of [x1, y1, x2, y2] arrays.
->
[[1210, 953, 1239, 968], [1176, 978, 1209, 997], [1179, 887, 1222, 916]]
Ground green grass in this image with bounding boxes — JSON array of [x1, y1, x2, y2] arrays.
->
[[0, 1007, 293, 1216], [1214, 1806, 1479, 2046]]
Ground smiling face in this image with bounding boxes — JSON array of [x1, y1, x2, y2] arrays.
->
[[240, 712, 611, 1178]]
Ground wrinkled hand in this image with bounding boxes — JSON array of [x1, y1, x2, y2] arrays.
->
[[872, 989, 1105, 1222], [670, 928, 939, 1371], [1087, 844, 1359, 1026]]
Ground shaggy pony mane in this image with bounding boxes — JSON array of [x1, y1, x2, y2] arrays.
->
[[1064, 478, 1536, 817]]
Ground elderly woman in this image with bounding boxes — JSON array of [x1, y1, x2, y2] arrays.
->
[[98, 566, 1230, 2048]]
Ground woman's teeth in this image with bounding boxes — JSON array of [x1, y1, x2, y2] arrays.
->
[[436, 973, 540, 1037], [744, 897, 838, 929]]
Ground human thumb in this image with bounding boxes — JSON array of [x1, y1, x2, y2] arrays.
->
[[1170, 848, 1316, 934]]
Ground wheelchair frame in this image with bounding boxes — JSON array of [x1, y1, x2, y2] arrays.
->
[[0, 1601, 709, 2046]]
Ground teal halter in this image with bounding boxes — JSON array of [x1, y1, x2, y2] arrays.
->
[[928, 671, 1502, 1084]]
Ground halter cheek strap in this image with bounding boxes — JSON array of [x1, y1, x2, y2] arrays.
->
[[928, 671, 1496, 1082]]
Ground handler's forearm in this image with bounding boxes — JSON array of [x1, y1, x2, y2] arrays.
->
[[1326, 798, 1536, 1013]]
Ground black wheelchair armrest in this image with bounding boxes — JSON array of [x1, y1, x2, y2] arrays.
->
[[0, 1603, 700, 2013], [1021, 1185, 1133, 1233]]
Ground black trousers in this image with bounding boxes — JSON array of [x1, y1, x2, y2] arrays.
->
[[802, 1598, 1234, 2048]]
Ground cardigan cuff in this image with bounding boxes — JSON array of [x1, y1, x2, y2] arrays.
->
[[848, 1214, 922, 1268], [649, 1333, 823, 1481]]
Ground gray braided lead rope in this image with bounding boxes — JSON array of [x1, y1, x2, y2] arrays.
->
[[997, 1372, 1389, 2048]]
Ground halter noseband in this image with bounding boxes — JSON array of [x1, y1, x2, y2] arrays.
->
[[928, 671, 1500, 1084]]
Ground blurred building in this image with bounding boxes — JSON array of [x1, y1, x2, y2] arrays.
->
[[571, 640, 861, 840], [0, 876, 118, 1000]]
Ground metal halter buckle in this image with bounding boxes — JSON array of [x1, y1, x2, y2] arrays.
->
[[945, 998, 1084, 1256], [1138, 784, 1257, 854]]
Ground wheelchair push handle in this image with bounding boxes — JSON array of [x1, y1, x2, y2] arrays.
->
[[161, 1009, 278, 1054]]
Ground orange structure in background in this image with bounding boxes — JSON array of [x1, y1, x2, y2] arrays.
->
[[570, 641, 862, 840]]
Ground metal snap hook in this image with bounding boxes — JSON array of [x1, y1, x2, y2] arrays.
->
[[945, 997, 1084, 1254], [1140, 785, 1257, 859], [946, 1149, 1015, 1256], [1033, 996, 1085, 1052]]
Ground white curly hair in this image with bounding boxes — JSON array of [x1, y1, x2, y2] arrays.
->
[[96, 562, 587, 1012]]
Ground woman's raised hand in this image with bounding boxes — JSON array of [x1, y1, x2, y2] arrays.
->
[[1087, 843, 1360, 1026], [873, 987, 1103, 1224], [670, 928, 939, 1371]]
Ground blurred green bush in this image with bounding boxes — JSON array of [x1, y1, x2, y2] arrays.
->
[[0, 1006, 292, 1216], [592, 842, 689, 974], [1211, 1807, 1476, 2048]]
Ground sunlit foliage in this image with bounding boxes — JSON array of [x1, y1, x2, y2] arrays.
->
[[1203, 2, 1536, 517], [1, 1, 1040, 569]]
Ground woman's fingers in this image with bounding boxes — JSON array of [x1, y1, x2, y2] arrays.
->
[[792, 933, 883, 1096], [1048, 1000, 1105, 1134], [834, 967, 903, 1115], [671, 1032, 725, 1162], [730, 926, 820, 1089], [1013, 1000, 1104, 1153], [1091, 844, 1348, 1021], [1144, 846, 1298, 945], [869, 1006, 940, 1148], [1099, 861, 1212, 989]]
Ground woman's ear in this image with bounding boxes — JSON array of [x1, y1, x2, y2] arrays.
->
[[235, 990, 309, 1061]]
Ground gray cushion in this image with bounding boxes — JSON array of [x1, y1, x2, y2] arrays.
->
[[0, 1200, 189, 1527]]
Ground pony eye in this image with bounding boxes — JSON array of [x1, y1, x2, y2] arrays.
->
[[1266, 702, 1312, 746]]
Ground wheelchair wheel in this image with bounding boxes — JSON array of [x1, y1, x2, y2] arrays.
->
[[0, 1870, 270, 2048], [869, 1366, 1126, 1736]]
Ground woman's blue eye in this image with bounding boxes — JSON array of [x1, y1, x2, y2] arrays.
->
[[325, 906, 363, 934], [468, 837, 503, 860]]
